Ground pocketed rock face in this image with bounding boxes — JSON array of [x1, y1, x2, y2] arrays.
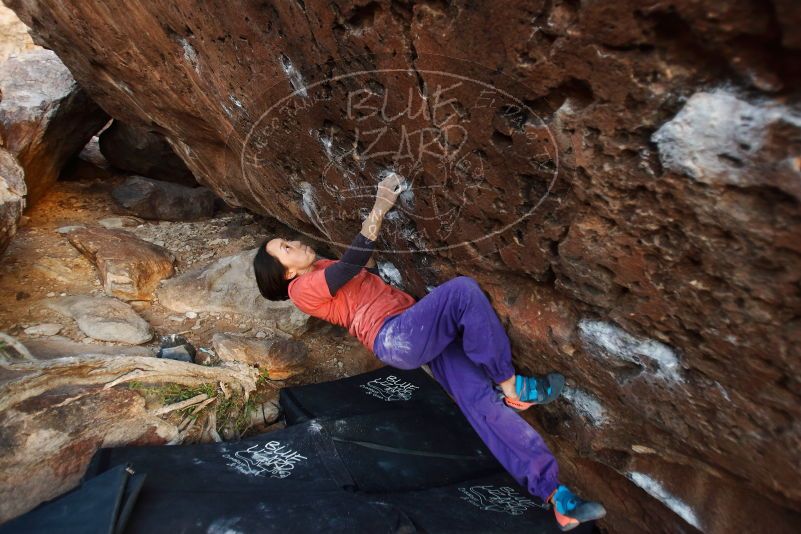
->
[[5, 0, 801, 532]]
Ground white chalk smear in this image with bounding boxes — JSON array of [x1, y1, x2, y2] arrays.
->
[[299, 182, 332, 241], [308, 420, 322, 433], [578, 319, 683, 382], [562, 386, 608, 426], [652, 88, 801, 200], [377, 260, 403, 287], [628, 472, 702, 530], [207, 517, 243, 534], [377, 319, 412, 367], [280, 54, 308, 98], [179, 38, 200, 73]]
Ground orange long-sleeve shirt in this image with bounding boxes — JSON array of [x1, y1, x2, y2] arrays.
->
[[288, 259, 416, 352]]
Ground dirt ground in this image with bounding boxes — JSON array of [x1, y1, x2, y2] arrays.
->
[[0, 152, 383, 415]]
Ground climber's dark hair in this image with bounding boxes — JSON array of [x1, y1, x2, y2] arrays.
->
[[253, 238, 291, 301]]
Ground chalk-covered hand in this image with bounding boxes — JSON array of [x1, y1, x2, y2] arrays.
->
[[373, 172, 405, 215]]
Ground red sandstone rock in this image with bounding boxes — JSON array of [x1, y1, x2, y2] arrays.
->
[[63, 225, 176, 301], [4, 1, 801, 532]]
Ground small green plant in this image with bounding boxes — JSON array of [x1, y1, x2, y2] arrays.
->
[[127, 380, 256, 436], [256, 369, 270, 386], [127, 381, 216, 404]]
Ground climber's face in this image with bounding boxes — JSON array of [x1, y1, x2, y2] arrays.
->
[[265, 238, 316, 279]]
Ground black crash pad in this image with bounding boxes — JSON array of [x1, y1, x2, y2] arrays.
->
[[81, 420, 589, 533], [319, 409, 502, 492], [6, 368, 597, 533], [86, 410, 502, 496], [280, 366, 453, 424], [368, 471, 595, 534], [0, 463, 144, 534]]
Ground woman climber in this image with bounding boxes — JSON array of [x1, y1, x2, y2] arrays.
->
[[253, 173, 606, 531]]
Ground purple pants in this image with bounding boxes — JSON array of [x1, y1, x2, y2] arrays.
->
[[373, 276, 559, 501]]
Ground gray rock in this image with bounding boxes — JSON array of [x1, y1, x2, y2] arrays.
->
[[111, 175, 215, 221], [158, 345, 194, 363], [0, 148, 26, 255], [55, 225, 85, 234], [98, 216, 144, 229], [249, 400, 281, 428], [0, 49, 108, 206], [23, 323, 63, 336], [0, 332, 35, 362], [156, 248, 310, 336], [46, 295, 153, 344]]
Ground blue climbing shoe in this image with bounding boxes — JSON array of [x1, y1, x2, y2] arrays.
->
[[549, 485, 606, 531], [496, 372, 565, 411]]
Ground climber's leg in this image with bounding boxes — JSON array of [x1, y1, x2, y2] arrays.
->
[[373, 276, 515, 385], [427, 340, 560, 501]]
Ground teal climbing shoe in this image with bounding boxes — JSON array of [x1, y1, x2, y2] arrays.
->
[[549, 485, 606, 531], [496, 372, 565, 411]]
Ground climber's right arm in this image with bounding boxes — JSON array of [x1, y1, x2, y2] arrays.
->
[[323, 174, 403, 296], [324, 232, 377, 296]]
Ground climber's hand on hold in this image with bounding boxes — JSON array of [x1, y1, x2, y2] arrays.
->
[[373, 172, 404, 215], [360, 173, 405, 241]]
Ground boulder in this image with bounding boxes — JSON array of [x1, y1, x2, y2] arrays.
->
[[0, 147, 26, 256], [212, 332, 308, 379], [63, 226, 175, 301], [46, 295, 153, 344], [111, 175, 215, 221], [156, 248, 310, 337], [99, 121, 196, 185], [0, 48, 108, 205]]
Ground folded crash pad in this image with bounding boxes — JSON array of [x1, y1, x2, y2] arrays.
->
[[319, 409, 502, 492], [368, 471, 595, 534], [82, 422, 587, 533], [87, 409, 502, 496], [280, 366, 453, 424], [0, 463, 144, 534]]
